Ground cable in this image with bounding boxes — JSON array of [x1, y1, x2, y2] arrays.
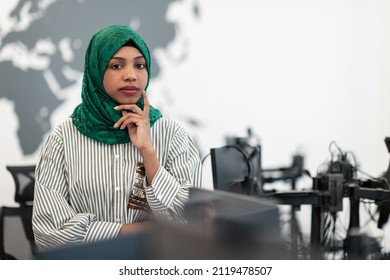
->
[[345, 151, 358, 170], [361, 199, 378, 223], [224, 144, 256, 194], [201, 153, 210, 165], [328, 141, 344, 162], [224, 144, 252, 172]]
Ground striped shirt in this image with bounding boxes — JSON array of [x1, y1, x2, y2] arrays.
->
[[32, 117, 203, 248]]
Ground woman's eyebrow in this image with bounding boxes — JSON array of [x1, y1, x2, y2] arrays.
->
[[134, 55, 145, 60], [110, 56, 126, 61]]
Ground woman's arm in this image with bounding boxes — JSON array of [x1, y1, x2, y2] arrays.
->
[[32, 130, 122, 248], [143, 124, 204, 218], [114, 92, 203, 221]]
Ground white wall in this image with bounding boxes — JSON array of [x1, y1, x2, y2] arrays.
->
[[1, 0, 390, 250]]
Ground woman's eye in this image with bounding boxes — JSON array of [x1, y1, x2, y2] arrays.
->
[[136, 63, 146, 69], [111, 64, 122, 69]]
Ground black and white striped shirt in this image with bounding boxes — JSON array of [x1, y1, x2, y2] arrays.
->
[[32, 117, 203, 248]]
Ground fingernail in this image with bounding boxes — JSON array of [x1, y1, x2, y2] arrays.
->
[[113, 123, 118, 128], [114, 106, 119, 110]]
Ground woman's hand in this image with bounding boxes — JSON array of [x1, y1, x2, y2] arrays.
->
[[118, 222, 152, 236], [114, 91, 152, 152], [114, 91, 160, 185]]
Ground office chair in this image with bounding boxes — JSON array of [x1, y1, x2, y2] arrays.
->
[[0, 165, 36, 259]]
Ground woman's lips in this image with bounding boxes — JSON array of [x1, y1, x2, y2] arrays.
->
[[120, 86, 139, 95]]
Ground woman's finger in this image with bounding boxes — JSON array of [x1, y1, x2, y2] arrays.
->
[[114, 104, 141, 114], [114, 112, 145, 129], [142, 91, 150, 115]]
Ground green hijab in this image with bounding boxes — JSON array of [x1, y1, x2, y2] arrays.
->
[[71, 25, 162, 144]]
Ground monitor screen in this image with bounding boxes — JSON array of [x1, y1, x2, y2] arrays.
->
[[210, 143, 262, 195]]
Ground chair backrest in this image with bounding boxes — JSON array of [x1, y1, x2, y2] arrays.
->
[[0, 206, 36, 259], [0, 165, 37, 259], [6, 165, 36, 206]]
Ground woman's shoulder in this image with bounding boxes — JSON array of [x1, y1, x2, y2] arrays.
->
[[153, 117, 197, 147], [153, 116, 187, 133], [51, 118, 75, 131], [48, 118, 77, 138]]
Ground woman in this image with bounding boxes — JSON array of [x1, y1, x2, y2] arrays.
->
[[32, 25, 203, 248]]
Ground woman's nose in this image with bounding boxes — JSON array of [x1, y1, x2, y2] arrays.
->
[[123, 67, 136, 81]]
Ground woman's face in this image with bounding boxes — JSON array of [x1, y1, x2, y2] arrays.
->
[[103, 46, 148, 105]]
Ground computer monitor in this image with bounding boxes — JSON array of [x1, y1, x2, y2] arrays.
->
[[377, 137, 390, 228], [210, 143, 262, 195], [182, 188, 286, 259]]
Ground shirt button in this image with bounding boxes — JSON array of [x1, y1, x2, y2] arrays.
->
[[115, 187, 120, 191], [115, 154, 120, 159], [116, 218, 120, 223]]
